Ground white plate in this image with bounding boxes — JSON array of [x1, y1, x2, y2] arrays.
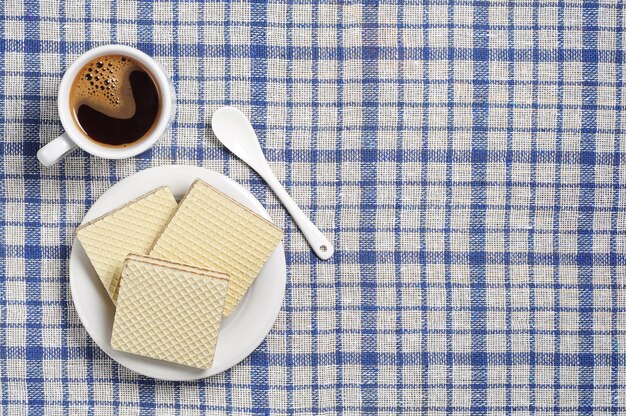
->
[[69, 165, 286, 380]]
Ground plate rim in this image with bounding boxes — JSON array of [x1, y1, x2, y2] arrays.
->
[[69, 165, 286, 381]]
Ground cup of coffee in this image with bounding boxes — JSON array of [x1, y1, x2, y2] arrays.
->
[[37, 45, 176, 166]]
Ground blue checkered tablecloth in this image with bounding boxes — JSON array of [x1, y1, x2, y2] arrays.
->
[[1, 0, 626, 414]]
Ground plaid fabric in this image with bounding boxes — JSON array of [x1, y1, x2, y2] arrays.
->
[[1, 0, 626, 414]]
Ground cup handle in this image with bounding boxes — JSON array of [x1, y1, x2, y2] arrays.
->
[[37, 132, 77, 166]]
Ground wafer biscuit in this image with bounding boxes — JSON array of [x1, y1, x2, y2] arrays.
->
[[150, 179, 283, 316], [111, 254, 229, 368], [76, 186, 178, 303]]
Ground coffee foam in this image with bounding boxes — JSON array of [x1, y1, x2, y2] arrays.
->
[[71, 55, 143, 119]]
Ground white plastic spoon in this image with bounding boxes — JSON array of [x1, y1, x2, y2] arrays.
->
[[211, 106, 334, 260]]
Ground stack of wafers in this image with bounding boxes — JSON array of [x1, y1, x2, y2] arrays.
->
[[76, 180, 283, 369]]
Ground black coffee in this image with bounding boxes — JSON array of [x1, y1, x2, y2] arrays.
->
[[70, 54, 160, 147]]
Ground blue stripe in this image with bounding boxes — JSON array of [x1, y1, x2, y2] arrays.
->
[[334, 1, 345, 412], [359, 2, 379, 412], [468, 2, 490, 413], [170, 1, 181, 163], [578, 6, 600, 415], [23, 1, 45, 412]]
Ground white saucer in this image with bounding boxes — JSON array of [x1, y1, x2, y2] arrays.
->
[[69, 165, 286, 380]]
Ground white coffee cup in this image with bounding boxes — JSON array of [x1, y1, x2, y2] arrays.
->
[[37, 45, 176, 166]]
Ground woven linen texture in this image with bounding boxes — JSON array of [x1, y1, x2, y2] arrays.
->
[[1, 0, 626, 414]]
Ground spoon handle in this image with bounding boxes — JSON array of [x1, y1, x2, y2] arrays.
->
[[258, 167, 334, 260]]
